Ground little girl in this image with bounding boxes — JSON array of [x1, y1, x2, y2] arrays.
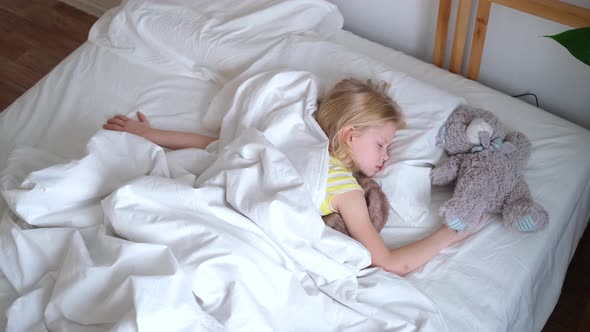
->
[[314, 78, 476, 276], [103, 78, 477, 276]]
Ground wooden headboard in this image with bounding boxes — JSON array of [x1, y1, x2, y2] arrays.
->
[[433, 0, 590, 80]]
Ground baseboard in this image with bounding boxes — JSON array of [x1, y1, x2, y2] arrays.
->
[[59, 0, 121, 17]]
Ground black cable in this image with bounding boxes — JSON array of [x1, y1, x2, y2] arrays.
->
[[512, 92, 539, 108]]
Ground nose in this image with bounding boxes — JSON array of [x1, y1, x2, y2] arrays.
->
[[382, 152, 389, 162]]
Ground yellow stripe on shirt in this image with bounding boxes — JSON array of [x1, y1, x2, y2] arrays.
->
[[320, 156, 363, 216]]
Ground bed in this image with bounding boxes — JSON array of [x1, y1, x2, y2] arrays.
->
[[1, 0, 589, 331]]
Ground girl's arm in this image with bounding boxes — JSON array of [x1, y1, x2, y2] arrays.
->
[[103, 112, 216, 150], [332, 190, 474, 276]]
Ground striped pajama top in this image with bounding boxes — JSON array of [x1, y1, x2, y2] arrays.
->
[[319, 156, 363, 216]]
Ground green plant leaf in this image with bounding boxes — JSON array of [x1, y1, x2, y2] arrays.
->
[[545, 27, 590, 67]]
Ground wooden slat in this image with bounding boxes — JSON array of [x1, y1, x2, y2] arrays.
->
[[449, 0, 472, 74], [433, 0, 452, 67], [433, 0, 590, 80], [491, 0, 590, 28], [467, 0, 492, 80]]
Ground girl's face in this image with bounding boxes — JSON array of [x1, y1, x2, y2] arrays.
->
[[347, 122, 397, 177]]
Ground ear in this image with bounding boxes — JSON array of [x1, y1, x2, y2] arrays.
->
[[341, 125, 356, 143]]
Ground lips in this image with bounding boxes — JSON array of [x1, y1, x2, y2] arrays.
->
[[376, 165, 382, 171]]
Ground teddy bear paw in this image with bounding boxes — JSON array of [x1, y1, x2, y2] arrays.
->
[[503, 201, 549, 233], [446, 218, 467, 231], [514, 215, 537, 232], [512, 209, 549, 232]]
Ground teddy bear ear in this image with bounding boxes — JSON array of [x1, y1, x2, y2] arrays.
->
[[436, 125, 446, 147]]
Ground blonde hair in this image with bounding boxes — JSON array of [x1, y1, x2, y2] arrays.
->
[[316, 78, 405, 172]]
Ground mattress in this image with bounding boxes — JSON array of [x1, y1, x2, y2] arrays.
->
[[1, 1, 589, 331]]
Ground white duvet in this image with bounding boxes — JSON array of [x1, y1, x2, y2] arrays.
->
[[89, 0, 343, 79], [1, 71, 445, 331]]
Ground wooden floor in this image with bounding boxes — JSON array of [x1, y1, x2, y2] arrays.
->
[[544, 227, 590, 332], [0, 0, 95, 110], [0, 1, 589, 331]]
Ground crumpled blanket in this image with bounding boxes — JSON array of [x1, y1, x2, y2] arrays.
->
[[0, 71, 446, 331]]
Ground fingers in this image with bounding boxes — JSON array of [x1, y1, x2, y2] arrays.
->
[[137, 111, 147, 122], [103, 123, 123, 131], [103, 115, 131, 132], [107, 117, 126, 127], [103, 112, 149, 134]]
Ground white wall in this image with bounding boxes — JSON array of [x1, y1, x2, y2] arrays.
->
[[329, 0, 590, 129]]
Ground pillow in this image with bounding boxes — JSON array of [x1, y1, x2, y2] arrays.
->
[[373, 71, 464, 225], [89, 0, 343, 79], [203, 35, 465, 226]]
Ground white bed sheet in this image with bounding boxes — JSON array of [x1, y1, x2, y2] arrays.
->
[[0, 2, 589, 331], [0, 48, 449, 332]]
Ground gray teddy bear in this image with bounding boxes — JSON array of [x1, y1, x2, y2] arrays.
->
[[323, 174, 389, 236], [431, 106, 549, 232]]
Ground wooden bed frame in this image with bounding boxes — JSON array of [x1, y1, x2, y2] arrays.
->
[[433, 0, 590, 80]]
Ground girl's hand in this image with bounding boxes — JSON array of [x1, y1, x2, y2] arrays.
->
[[103, 112, 152, 138], [445, 225, 475, 245], [445, 214, 491, 245]]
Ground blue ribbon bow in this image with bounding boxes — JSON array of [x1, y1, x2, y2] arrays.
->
[[471, 137, 503, 153]]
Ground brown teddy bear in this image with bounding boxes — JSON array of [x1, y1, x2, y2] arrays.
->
[[431, 106, 549, 232], [322, 174, 390, 236]]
